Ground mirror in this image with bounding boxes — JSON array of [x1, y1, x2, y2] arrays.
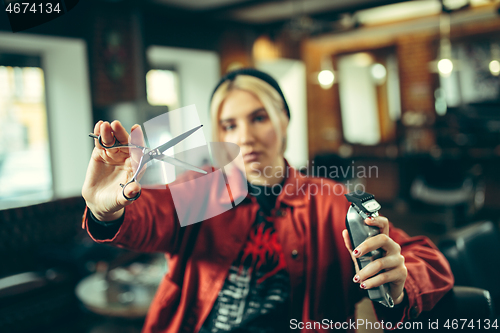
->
[[336, 47, 400, 145]]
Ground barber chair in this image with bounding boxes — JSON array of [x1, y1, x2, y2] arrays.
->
[[438, 220, 500, 318], [409, 157, 484, 232], [395, 286, 494, 333]]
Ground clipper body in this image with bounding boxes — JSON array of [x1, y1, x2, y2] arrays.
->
[[345, 192, 394, 308]]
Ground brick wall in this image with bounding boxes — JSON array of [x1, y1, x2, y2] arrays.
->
[[302, 7, 500, 159], [91, 9, 137, 108], [301, 7, 500, 203], [396, 32, 436, 116], [219, 29, 255, 75]]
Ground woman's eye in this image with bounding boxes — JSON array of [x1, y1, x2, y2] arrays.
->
[[222, 124, 235, 131], [253, 115, 267, 122]]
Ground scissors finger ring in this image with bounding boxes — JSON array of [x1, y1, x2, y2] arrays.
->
[[120, 180, 141, 201]]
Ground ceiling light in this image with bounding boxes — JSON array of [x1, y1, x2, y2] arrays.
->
[[490, 60, 500, 76], [352, 52, 373, 67], [318, 70, 334, 88], [429, 14, 459, 76], [316, 55, 336, 89], [437, 58, 454, 77], [371, 63, 387, 83], [490, 43, 500, 76]]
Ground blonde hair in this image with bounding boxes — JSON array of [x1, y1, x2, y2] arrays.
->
[[210, 75, 289, 152]]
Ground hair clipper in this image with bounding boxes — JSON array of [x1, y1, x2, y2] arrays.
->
[[345, 192, 394, 308]]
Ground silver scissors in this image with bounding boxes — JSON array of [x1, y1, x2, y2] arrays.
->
[[89, 125, 207, 201]]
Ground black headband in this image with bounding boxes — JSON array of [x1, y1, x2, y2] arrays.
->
[[210, 68, 291, 119]]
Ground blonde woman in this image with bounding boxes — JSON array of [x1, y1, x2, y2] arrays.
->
[[82, 68, 453, 333]]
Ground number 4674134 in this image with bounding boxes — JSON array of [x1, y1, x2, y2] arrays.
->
[[444, 319, 498, 330], [5, 2, 61, 14]]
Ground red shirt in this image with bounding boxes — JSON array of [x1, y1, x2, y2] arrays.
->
[[82, 164, 454, 333]]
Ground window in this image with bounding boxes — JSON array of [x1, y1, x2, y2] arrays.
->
[[146, 69, 180, 110], [0, 54, 52, 209]]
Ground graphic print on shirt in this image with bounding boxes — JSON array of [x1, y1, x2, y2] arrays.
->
[[202, 210, 290, 332], [238, 220, 288, 284]]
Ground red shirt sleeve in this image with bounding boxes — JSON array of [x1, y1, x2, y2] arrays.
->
[[82, 187, 181, 253]]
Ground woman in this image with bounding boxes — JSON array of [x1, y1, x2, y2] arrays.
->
[[82, 68, 454, 332]]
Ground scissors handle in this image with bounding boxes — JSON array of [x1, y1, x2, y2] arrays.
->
[[88, 133, 143, 201], [120, 179, 141, 201], [88, 133, 121, 149], [88, 133, 145, 150]]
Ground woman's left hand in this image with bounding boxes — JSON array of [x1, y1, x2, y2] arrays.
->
[[342, 215, 407, 305]]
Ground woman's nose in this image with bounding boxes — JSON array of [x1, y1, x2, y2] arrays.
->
[[237, 122, 255, 146]]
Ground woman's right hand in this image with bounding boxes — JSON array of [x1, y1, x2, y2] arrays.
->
[[82, 120, 144, 221]]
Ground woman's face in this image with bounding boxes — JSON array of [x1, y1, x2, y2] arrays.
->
[[218, 89, 285, 181]]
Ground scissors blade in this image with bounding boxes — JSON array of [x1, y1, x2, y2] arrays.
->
[[154, 154, 207, 174], [155, 125, 203, 154]]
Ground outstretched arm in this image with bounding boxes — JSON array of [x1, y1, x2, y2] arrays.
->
[[82, 120, 181, 253]]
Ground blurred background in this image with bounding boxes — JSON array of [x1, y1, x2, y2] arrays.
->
[[0, 0, 500, 332]]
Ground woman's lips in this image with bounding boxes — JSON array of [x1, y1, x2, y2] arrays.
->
[[243, 152, 261, 163]]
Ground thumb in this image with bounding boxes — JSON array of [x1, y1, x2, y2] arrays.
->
[[342, 229, 354, 252], [342, 229, 360, 273]]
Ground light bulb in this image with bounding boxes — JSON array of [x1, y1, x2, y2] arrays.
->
[[437, 58, 453, 77], [371, 63, 387, 81], [318, 70, 334, 88], [489, 60, 500, 76]]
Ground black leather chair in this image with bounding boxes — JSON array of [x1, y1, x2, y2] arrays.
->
[[382, 286, 494, 332], [420, 286, 494, 331], [407, 156, 485, 232], [439, 220, 500, 317]]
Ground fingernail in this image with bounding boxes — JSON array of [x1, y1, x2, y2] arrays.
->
[[360, 283, 366, 289], [353, 249, 359, 256], [353, 276, 360, 283]]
